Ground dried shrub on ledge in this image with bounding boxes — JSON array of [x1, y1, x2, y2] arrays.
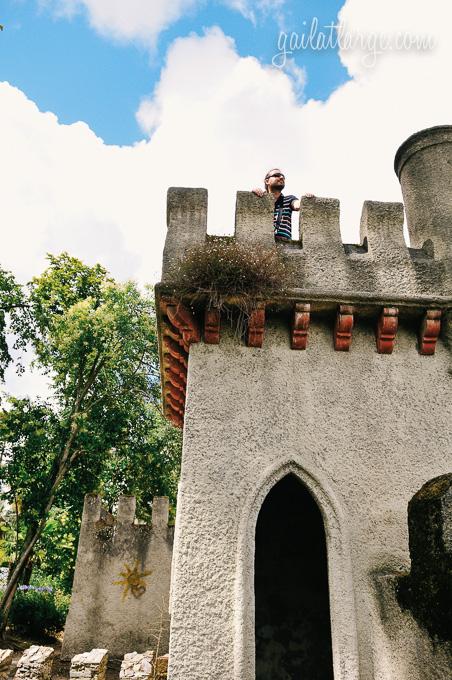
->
[[168, 237, 294, 314]]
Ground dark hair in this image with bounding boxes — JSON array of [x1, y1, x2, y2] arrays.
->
[[265, 168, 281, 179], [264, 168, 283, 192]]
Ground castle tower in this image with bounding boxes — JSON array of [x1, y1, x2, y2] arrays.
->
[[156, 126, 452, 680]]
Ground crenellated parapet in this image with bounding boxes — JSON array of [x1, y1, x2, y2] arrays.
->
[[161, 193, 450, 301], [156, 126, 452, 428]]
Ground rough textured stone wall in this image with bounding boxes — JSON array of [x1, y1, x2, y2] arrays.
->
[[154, 126, 452, 679], [69, 649, 108, 680], [14, 646, 54, 680], [168, 322, 451, 680], [161, 127, 452, 680], [62, 496, 173, 659], [0, 650, 13, 680]]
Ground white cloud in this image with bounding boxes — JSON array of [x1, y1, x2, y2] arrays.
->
[[337, 0, 446, 78], [282, 59, 307, 98], [42, 0, 288, 44], [221, 0, 287, 28], [2, 0, 452, 399], [0, 83, 164, 287], [222, 0, 256, 24], [42, 0, 200, 45]]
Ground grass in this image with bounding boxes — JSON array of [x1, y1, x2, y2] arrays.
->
[[168, 237, 294, 320]]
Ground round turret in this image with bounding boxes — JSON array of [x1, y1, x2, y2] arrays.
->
[[395, 125, 452, 258]]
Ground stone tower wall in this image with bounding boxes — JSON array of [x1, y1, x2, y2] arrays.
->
[[62, 496, 173, 659], [157, 126, 452, 680], [168, 325, 451, 680]]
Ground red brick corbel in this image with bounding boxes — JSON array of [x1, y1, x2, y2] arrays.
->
[[166, 393, 184, 416], [419, 309, 441, 355], [166, 405, 184, 429], [160, 302, 196, 430], [167, 304, 200, 345], [163, 337, 188, 367], [247, 304, 266, 348], [204, 307, 221, 344], [163, 323, 187, 350], [334, 305, 354, 351], [164, 354, 187, 377], [376, 307, 398, 354], [165, 368, 186, 392], [291, 303, 310, 350], [164, 383, 185, 406]]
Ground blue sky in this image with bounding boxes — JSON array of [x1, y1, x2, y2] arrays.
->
[[1, 0, 349, 145]]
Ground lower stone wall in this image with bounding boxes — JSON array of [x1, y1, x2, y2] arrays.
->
[[62, 496, 173, 659], [0, 646, 168, 680]]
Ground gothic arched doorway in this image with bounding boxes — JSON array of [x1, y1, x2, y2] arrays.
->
[[255, 474, 334, 680]]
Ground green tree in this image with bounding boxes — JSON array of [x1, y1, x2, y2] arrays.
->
[[0, 266, 25, 382], [0, 253, 180, 631], [98, 408, 182, 522]]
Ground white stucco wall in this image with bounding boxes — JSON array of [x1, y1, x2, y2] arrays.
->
[[168, 319, 452, 680]]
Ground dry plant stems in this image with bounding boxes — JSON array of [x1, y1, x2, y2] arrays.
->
[[169, 237, 294, 336], [148, 597, 170, 679]]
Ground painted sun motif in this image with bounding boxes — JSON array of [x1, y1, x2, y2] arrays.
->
[[113, 560, 152, 601]]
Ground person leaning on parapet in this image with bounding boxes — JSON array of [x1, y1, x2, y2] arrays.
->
[[252, 168, 314, 241]]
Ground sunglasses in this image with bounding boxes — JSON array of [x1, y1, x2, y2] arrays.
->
[[266, 173, 285, 179]]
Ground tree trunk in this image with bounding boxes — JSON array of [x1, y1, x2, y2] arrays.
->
[[21, 556, 34, 586], [0, 420, 81, 634], [0, 518, 47, 634], [0, 362, 100, 634]]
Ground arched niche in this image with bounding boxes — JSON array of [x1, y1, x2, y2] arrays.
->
[[255, 473, 334, 679], [233, 459, 359, 680]]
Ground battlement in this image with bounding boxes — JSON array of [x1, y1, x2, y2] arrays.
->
[[163, 126, 452, 300], [156, 127, 452, 428], [163, 191, 450, 303], [81, 494, 170, 534]]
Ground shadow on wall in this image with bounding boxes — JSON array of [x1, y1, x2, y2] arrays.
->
[[397, 473, 452, 643]]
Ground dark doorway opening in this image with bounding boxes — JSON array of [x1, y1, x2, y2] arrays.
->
[[255, 474, 334, 680]]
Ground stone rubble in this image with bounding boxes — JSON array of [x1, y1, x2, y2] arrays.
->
[[119, 651, 154, 680], [0, 649, 13, 680], [14, 645, 54, 680], [155, 655, 169, 679], [69, 649, 109, 680], [9, 646, 169, 680]]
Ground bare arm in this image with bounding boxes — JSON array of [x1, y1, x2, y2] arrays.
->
[[291, 193, 315, 211]]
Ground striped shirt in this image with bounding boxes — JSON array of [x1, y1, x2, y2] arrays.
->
[[273, 193, 298, 240]]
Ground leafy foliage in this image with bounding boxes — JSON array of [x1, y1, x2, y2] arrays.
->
[[0, 266, 26, 381], [99, 411, 182, 522], [0, 253, 181, 627], [8, 586, 70, 636], [0, 398, 60, 530]]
